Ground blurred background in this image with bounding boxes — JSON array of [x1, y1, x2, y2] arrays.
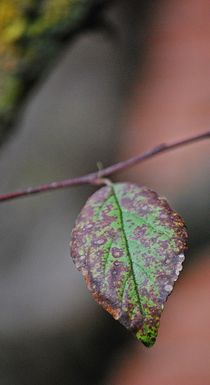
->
[[0, 1, 209, 384]]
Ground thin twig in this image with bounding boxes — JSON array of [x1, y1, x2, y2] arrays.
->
[[0, 130, 209, 203]]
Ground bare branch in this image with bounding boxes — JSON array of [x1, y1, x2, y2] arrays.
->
[[0, 130, 209, 203]]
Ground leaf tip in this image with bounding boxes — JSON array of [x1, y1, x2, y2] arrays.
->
[[136, 328, 157, 347]]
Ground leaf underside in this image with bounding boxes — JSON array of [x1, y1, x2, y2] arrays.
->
[[70, 183, 188, 347]]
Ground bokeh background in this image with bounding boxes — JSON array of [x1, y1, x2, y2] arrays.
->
[[0, 1, 209, 384]]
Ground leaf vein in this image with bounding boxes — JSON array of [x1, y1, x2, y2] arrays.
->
[[112, 187, 146, 319], [123, 210, 172, 238], [103, 239, 113, 274]]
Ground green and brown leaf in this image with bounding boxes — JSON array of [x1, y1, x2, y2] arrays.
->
[[70, 182, 188, 347]]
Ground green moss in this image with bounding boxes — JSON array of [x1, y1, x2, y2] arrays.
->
[[0, 0, 107, 144]]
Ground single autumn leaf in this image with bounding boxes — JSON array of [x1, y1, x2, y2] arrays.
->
[[70, 182, 188, 347]]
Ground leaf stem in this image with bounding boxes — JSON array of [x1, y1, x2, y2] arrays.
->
[[0, 130, 209, 203]]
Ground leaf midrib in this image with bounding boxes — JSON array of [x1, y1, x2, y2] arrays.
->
[[112, 186, 145, 319]]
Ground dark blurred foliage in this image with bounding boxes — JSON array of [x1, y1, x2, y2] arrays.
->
[[0, 0, 112, 145]]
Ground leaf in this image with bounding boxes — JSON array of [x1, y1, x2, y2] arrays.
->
[[70, 182, 188, 347]]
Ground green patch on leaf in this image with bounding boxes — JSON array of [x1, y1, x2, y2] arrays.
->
[[70, 182, 188, 347]]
